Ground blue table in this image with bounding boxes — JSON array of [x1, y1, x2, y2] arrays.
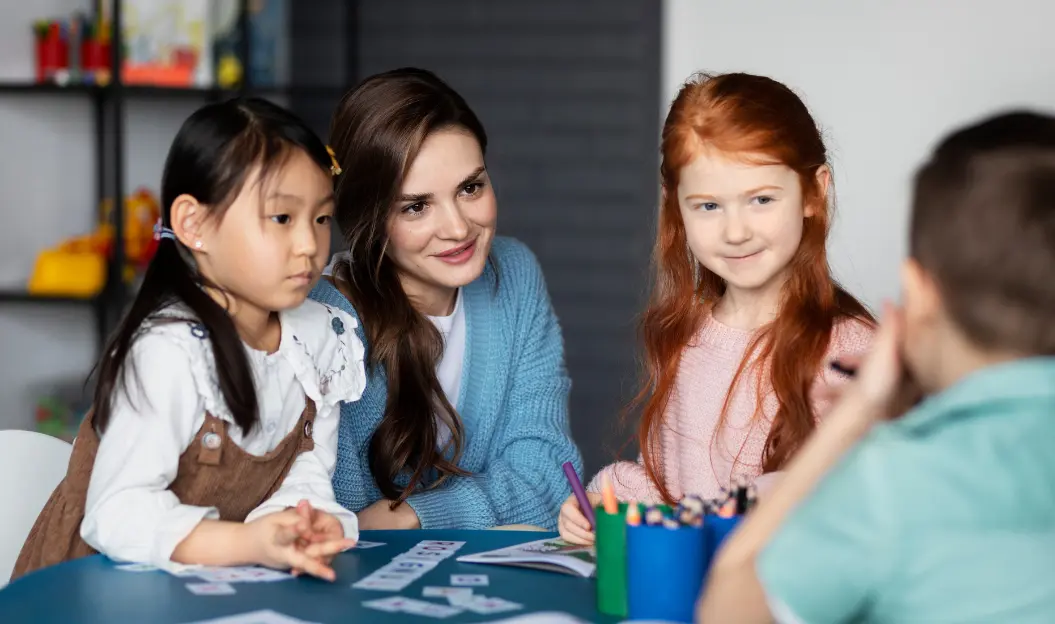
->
[[0, 530, 621, 623]]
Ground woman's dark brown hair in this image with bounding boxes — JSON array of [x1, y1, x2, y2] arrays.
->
[[328, 67, 488, 504]]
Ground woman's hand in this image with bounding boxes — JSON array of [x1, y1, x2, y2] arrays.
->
[[246, 508, 354, 582], [558, 492, 602, 545], [357, 499, 421, 530]]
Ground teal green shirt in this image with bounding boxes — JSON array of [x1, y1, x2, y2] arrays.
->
[[758, 357, 1055, 623]]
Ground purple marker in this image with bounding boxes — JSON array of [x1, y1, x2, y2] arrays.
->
[[562, 461, 596, 530]]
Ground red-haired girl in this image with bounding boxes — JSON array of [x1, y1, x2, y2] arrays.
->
[[559, 72, 875, 544]]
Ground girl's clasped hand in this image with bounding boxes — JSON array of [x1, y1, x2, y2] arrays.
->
[[252, 499, 356, 582]]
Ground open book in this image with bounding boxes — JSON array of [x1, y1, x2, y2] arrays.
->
[[456, 538, 597, 578]]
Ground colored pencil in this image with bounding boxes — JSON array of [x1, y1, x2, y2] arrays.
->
[[562, 461, 596, 529]]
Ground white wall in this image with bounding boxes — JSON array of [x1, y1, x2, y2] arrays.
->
[[0, 2, 204, 430], [663, 0, 1055, 308]]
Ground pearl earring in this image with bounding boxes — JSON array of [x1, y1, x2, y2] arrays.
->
[[194, 240, 203, 249]]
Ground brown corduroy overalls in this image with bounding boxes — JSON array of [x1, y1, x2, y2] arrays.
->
[[11, 400, 317, 581]]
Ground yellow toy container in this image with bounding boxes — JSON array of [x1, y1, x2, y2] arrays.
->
[[27, 250, 107, 298]]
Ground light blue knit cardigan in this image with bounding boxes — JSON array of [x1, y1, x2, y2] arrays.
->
[[309, 237, 583, 530]]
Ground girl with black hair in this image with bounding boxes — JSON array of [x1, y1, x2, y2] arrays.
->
[[13, 97, 364, 582]]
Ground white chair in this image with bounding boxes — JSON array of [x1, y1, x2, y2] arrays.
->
[[0, 430, 72, 587]]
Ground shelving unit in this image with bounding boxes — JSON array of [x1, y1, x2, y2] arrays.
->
[[0, 0, 350, 353], [0, 291, 99, 305]]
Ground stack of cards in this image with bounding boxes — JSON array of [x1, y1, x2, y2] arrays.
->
[[182, 609, 321, 624], [186, 582, 237, 596], [352, 558, 438, 592], [115, 563, 160, 573], [192, 566, 293, 584], [424, 586, 475, 599], [117, 561, 293, 598], [451, 574, 489, 587], [395, 540, 466, 564], [362, 586, 523, 618], [116, 562, 292, 584], [445, 593, 523, 616], [473, 613, 590, 624], [352, 540, 465, 592], [361, 596, 463, 619], [115, 561, 210, 577]]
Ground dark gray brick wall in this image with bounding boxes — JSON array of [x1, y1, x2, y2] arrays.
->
[[287, 0, 358, 253], [287, 1, 352, 129], [291, 0, 661, 475]]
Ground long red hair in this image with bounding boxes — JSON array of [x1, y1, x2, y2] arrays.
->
[[635, 72, 875, 504]]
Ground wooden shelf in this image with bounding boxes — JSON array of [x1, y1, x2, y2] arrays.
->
[[0, 290, 98, 305], [0, 82, 345, 98], [0, 83, 95, 94]]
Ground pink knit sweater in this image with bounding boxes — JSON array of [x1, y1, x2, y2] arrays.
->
[[587, 313, 874, 503]]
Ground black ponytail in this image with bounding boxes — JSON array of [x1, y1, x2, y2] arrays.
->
[[91, 97, 332, 435]]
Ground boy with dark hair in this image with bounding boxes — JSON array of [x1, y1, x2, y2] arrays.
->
[[699, 110, 1055, 623]]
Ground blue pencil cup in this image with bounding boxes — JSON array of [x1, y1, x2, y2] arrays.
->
[[703, 514, 744, 571], [626, 523, 706, 623]]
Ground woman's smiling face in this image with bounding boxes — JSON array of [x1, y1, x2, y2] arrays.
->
[[386, 127, 497, 313]]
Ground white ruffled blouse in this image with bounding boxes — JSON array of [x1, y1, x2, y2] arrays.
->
[[80, 299, 366, 568]]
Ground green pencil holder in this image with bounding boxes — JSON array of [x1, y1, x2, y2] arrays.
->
[[594, 502, 631, 617], [594, 502, 673, 617]]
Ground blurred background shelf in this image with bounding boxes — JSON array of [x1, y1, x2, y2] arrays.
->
[[0, 82, 347, 97], [0, 0, 357, 352], [0, 291, 98, 305], [1, 0, 662, 473], [0, 83, 97, 94], [0, 0, 360, 438]]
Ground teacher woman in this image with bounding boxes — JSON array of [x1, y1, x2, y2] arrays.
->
[[311, 67, 583, 530]]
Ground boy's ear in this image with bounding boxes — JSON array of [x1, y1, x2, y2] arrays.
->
[[169, 194, 208, 252], [900, 258, 942, 326]]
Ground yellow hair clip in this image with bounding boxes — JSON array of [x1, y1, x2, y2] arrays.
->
[[326, 145, 342, 176]]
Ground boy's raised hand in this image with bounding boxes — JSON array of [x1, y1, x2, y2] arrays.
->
[[825, 302, 923, 420], [854, 303, 905, 405], [842, 302, 923, 421]]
